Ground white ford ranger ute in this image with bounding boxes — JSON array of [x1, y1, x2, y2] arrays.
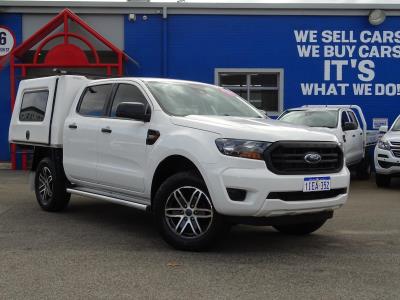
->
[[278, 105, 379, 180], [374, 115, 400, 187], [9, 75, 350, 250]]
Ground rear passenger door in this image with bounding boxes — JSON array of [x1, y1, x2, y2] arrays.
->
[[63, 84, 113, 183], [96, 82, 152, 194]]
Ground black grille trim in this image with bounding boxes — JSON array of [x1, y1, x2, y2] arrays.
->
[[378, 160, 400, 168], [264, 141, 344, 175], [392, 150, 400, 158], [267, 188, 347, 201], [390, 141, 400, 157]]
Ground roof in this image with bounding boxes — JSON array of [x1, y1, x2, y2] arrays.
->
[[286, 107, 343, 111], [88, 77, 219, 86], [1, 0, 400, 15]]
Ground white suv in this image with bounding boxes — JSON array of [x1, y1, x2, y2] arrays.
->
[[9, 76, 350, 250], [374, 115, 400, 187]]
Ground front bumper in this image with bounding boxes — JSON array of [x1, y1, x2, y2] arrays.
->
[[204, 157, 350, 217], [374, 146, 400, 175]]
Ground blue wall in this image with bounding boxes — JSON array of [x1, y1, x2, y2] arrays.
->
[[1, 13, 399, 163], [125, 14, 400, 128], [0, 14, 22, 161]]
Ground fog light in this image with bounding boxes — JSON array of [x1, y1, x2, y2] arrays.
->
[[227, 188, 247, 201]]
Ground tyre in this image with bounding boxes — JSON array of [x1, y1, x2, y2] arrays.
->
[[273, 219, 327, 235], [356, 158, 371, 180], [35, 157, 70, 212], [153, 172, 229, 251], [375, 173, 391, 188]]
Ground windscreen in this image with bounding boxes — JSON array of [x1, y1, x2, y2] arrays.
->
[[279, 110, 338, 128], [146, 81, 262, 118], [392, 117, 400, 131]]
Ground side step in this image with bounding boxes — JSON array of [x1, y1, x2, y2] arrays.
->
[[67, 188, 149, 211]]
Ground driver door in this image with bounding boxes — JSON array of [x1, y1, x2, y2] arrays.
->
[[347, 110, 364, 162], [341, 110, 358, 165]]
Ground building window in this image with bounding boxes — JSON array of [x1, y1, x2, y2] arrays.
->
[[215, 69, 284, 116]]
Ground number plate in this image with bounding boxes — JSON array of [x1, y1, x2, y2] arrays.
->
[[303, 177, 331, 192]]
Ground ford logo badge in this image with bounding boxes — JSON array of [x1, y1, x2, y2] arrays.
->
[[304, 152, 322, 164]]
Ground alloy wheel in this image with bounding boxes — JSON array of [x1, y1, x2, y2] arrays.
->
[[164, 186, 214, 238], [38, 166, 54, 205]]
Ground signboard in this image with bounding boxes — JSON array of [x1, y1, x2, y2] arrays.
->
[[373, 118, 388, 129], [0, 26, 15, 57], [294, 29, 400, 97]]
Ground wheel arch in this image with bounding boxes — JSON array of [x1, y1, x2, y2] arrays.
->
[[31, 147, 69, 186], [150, 155, 206, 206]]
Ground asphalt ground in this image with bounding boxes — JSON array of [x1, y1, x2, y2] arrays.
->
[[0, 170, 399, 299]]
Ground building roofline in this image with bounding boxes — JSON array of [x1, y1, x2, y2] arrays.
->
[[1, 1, 400, 15]]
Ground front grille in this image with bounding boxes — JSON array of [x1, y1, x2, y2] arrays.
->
[[267, 188, 347, 201], [390, 141, 400, 158], [264, 141, 343, 175]]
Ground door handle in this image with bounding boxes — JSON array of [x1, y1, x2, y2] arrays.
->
[[101, 127, 112, 134], [360, 132, 363, 135], [352, 134, 356, 137], [68, 123, 77, 129], [343, 135, 346, 143]]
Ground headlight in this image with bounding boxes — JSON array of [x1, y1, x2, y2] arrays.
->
[[377, 140, 391, 151], [215, 138, 271, 160]]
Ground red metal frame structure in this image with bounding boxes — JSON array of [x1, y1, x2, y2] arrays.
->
[[8, 9, 125, 170]]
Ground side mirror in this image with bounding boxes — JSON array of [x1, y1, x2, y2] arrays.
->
[[343, 122, 357, 131], [379, 125, 388, 133], [116, 102, 150, 122]]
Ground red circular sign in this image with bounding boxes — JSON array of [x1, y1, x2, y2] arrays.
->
[[0, 26, 16, 57]]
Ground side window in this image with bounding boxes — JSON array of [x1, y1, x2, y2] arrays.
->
[[347, 111, 359, 129], [341, 111, 350, 127], [110, 84, 148, 117], [19, 90, 49, 122], [78, 84, 112, 117]]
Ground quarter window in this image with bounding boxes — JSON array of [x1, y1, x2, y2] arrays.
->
[[78, 84, 112, 117], [110, 84, 148, 117], [19, 90, 49, 122], [216, 69, 283, 115]]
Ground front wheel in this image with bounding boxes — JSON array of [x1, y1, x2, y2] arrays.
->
[[273, 219, 327, 235], [35, 158, 70, 212], [153, 172, 229, 251]]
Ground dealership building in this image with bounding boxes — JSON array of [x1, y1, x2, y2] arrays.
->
[[1, 0, 400, 168]]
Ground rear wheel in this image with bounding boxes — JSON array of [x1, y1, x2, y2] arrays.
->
[[153, 172, 229, 251], [273, 219, 327, 235], [35, 158, 70, 212], [375, 173, 391, 188]]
